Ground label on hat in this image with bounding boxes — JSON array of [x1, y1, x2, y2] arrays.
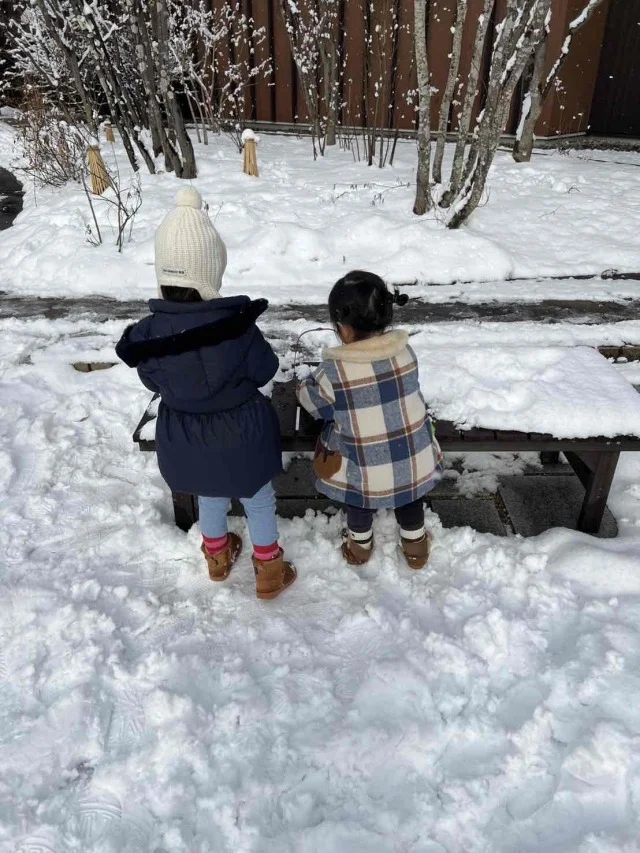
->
[[162, 267, 186, 276]]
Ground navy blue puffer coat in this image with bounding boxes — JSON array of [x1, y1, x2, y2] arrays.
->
[[116, 295, 282, 498]]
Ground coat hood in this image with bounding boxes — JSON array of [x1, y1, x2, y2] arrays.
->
[[116, 298, 268, 367]]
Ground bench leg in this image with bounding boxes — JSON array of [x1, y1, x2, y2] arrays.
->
[[566, 451, 619, 535], [172, 492, 198, 532], [540, 451, 561, 465]]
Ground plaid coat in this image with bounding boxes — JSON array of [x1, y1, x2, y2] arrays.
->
[[297, 330, 442, 508]]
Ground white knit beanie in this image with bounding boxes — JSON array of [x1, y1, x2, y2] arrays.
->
[[155, 187, 227, 300]]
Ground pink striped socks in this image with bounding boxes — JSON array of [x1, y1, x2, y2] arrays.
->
[[202, 534, 229, 557], [253, 542, 280, 562]]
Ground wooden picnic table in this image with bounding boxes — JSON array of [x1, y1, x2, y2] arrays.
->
[[133, 378, 640, 536]]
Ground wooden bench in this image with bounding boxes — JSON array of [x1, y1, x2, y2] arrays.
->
[[133, 379, 640, 536]]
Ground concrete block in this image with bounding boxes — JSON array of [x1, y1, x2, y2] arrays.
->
[[274, 457, 316, 497], [498, 475, 617, 538], [429, 497, 508, 536]]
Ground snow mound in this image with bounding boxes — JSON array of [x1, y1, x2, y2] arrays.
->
[[2, 126, 640, 302], [543, 529, 640, 597]]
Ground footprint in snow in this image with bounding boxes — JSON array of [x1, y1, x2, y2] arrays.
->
[[15, 826, 61, 853], [76, 788, 122, 843], [0, 648, 8, 683], [105, 688, 147, 754]]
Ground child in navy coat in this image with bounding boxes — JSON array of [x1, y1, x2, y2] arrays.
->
[[117, 188, 296, 599]]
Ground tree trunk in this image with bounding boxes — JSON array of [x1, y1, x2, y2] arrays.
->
[[33, 0, 97, 134], [513, 0, 606, 163], [448, 0, 551, 228], [167, 89, 198, 178], [130, 2, 181, 174], [455, 0, 519, 193], [433, 0, 467, 185], [323, 40, 339, 146], [413, 0, 431, 215], [512, 36, 547, 162], [440, 0, 494, 207]]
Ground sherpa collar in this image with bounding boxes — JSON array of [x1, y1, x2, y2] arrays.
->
[[323, 330, 409, 363]]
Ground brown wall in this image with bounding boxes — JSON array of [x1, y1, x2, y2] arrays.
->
[[536, 0, 611, 137], [212, 0, 618, 138], [590, 0, 640, 136]]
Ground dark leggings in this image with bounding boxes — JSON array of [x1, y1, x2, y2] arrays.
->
[[346, 498, 425, 534]]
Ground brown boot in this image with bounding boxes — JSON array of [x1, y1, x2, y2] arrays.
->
[[201, 533, 243, 582], [400, 531, 432, 570], [341, 529, 374, 566], [252, 549, 297, 600]]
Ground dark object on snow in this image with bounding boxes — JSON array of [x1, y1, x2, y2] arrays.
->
[[118, 295, 282, 500], [0, 167, 24, 231]]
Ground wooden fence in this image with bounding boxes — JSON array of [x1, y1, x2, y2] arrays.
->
[[206, 0, 614, 138]]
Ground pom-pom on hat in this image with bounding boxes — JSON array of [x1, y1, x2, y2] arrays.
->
[[155, 187, 227, 300]]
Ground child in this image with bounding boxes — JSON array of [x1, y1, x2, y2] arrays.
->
[[297, 270, 442, 568], [116, 187, 296, 599]]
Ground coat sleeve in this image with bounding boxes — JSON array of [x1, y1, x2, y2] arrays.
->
[[297, 365, 336, 421], [245, 326, 280, 388], [136, 365, 160, 394]]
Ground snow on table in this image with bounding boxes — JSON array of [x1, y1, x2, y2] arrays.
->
[[416, 345, 640, 438], [137, 345, 640, 441]]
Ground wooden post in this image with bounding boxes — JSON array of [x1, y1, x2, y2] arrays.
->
[[566, 450, 619, 535], [242, 129, 260, 177], [576, 451, 619, 535]]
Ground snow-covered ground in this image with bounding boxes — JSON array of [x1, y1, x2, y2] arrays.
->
[[1, 122, 640, 303], [3, 117, 640, 851], [2, 315, 640, 852]]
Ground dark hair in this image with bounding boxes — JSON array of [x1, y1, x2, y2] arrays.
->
[[160, 285, 203, 303], [328, 270, 408, 337]]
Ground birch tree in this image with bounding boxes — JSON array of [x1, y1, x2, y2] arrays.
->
[[447, 0, 552, 227], [439, 0, 495, 209], [279, 0, 341, 155], [414, 0, 554, 226], [513, 0, 606, 162], [5, 0, 196, 177], [413, 0, 431, 215], [432, 0, 467, 185]]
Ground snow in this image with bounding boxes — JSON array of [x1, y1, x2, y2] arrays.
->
[[3, 110, 640, 851], [2, 123, 640, 303], [2, 315, 640, 851], [414, 345, 640, 437], [0, 106, 21, 120], [241, 128, 260, 144], [270, 318, 640, 369], [569, 0, 603, 31], [138, 337, 640, 439]]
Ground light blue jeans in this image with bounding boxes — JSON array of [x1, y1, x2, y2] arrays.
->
[[198, 481, 279, 547]]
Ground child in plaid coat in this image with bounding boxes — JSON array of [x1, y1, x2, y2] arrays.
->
[[297, 271, 442, 568]]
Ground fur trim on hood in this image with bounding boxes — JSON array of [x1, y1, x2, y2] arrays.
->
[[116, 298, 268, 367]]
